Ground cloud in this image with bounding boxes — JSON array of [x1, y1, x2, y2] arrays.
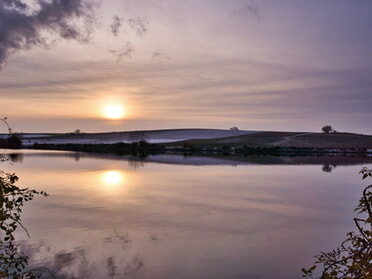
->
[[235, 0, 261, 21], [110, 15, 123, 36], [128, 17, 149, 37], [0, 0, 97, 68], [152, 49, 170, 61], [110, 15, 150, 38], [108, 42, 135, 62]]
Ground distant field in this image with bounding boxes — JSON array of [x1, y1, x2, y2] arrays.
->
[[20, 129, 256, 145], [177, 131, 372, 148], [16, 129, 372, 149]]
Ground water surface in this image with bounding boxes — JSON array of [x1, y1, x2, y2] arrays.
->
[[3, 150, 371, 278]]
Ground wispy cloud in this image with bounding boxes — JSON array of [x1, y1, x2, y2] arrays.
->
[[235, 0, 261, 21], [110, 15, 124, 36], [152, 49, 170, 61], [108, 42, 135, 62], [128, 17, 149, 37], [107, 15, 151, 61]]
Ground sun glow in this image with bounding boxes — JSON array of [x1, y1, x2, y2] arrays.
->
[[103, 104, 125, 119]]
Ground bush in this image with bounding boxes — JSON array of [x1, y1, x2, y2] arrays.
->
[[0, 134, 22, 149], [0, 171, 48, 277], [302, 168, 372, 279]]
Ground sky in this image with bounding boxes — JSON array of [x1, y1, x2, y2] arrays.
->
[[0, 0, 371, 134]]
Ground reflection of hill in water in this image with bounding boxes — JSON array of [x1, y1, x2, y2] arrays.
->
[[143, 154, 372, 167], [5, 150, 372, 168]]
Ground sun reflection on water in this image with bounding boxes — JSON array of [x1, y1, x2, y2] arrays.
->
[[101, 170, 125, 188]]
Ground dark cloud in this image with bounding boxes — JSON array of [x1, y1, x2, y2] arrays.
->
[[0, 0, 96, 68], [110, 15, 123, 36]]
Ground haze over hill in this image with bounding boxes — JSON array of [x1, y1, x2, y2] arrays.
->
[[17, 128, 372, 149]]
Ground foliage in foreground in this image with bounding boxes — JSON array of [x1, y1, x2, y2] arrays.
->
[[0, 171, 48, 278], [302, 168, 372, 279]]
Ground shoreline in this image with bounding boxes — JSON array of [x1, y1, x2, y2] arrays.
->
[[27, 142, 372, 157]]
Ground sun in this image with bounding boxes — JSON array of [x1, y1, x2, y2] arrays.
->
[[103, 104, 125, 119]]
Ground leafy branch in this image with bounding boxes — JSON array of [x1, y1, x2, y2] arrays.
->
[[302, 167, 372, 279], [0, 117, 52, 278], [0, 171, 48, 278]]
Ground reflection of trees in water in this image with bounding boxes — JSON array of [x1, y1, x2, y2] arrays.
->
[[63, 152, 81, 162], [128, 157, 146, 169], [7, 153, 23, 163], [322, 164, 336, 173], [21, 242, 93, 279], [73, 152, 81, 162]]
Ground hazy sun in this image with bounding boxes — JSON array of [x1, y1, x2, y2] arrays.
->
[[104, 104, 125, 119]]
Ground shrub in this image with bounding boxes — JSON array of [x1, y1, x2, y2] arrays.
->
[[302, 168, 372, 279]]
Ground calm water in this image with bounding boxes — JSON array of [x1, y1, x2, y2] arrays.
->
[[2, 150, 372, 278]]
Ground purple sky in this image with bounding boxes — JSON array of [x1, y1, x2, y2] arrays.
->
[[0, 0, 371, 134]]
